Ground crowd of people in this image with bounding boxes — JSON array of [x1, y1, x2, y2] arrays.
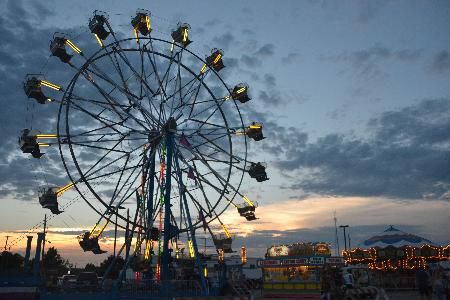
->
[[416, 266, 448, 300]]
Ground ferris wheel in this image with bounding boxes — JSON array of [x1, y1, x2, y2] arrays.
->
[[19, 9, 268, 287]]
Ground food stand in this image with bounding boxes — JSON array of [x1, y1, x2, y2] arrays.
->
[[258, 242, 344, 298]]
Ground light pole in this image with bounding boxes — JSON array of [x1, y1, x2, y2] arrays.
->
[[110, 205, 125, 257], [339, 225, 349, 252]]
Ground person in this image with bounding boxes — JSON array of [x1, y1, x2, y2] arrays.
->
[[416, 267, 431, 300], [432, 267, 446, 300], [343, 269, 354, 289]]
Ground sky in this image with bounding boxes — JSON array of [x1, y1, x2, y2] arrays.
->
[[0, 0, 449, 266]]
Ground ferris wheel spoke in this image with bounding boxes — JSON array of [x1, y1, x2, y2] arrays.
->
[[177, 143, 240, 200], [176, 144, 229, 192], [188, 161, 215, 214], [71, 95, 132, 109], [70, 83, 137, 131], [168, 52, 184, 117], [187, 76, 207, 120], [180, 118, 229, 132], [166, 76, 198, 110], [110, 155, 146, 206], [171, 160, 211, 223], [68, 136, 147, 144], [70, 141, 132, 153], [194, 133, 242, 164], [116, 165, 147, 207], [81, 65, 152, 131], [86, 65, 140, 102], [83, 159, 143, 185], [83, 139, 148, 180]]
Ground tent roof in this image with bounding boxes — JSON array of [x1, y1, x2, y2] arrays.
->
[[361, 225, 434, 248]]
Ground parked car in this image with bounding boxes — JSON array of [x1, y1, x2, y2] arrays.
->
[[77, 272, 98, 291], [58, 275, 77, 290]]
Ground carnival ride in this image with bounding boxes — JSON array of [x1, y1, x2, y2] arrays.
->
[[17, 9, 269, 297], [344, 226, 450, 271]]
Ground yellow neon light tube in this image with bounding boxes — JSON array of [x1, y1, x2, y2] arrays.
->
[[249, 124, 262, 129], [90, 223, 99, 235], [200, 64, 207, 74], [37, 143, 50, 147], [242, 195, 255, 207], [96, 219, 110, 237], [188, 239, 195, 258], [236, 87, 246, 94], [183, 28, 188, 43], [36, 134, 58, 138], [144, 239, 151, 259], [213, 53, 222, 64], [221, 223, 231, 238], [56, 182, 74, 197], [94, 33, 104, 47], [40, 80, 61, 91], [134, 28, 139, 43], [146, 15, 151, 32], [66, 39, 81, 54]]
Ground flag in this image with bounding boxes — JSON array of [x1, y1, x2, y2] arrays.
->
[[179, 133, 191, 147]]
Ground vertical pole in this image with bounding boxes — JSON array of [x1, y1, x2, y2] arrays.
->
[[33, 233, 44, 282], [174, 154, 208, 295], [334, 211, 340, 256], [125, 209, 130, 260], [146, 147, 156, 274], [114, 210, 118, 257], [42, 214, 47, 257], [348, 234, 351, 250], [3, 236, 10, 251], [42, 214, 47, 266], [24, 236, 33, 272], [339, 225, 349, 252], [343, 227, 347, 251], [161, 134, 174, 284]]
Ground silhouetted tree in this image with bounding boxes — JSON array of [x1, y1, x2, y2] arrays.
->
[[85, 263, 97, 273], [98, 255, 125, 278], [0, 251, 24, 273], [42, 247, 69, 271]]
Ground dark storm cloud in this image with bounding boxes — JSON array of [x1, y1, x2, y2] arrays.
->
[[0, 0, 137, 199], [240, 54, 261, 68], [239, 43, 275, 68], [273, 98, 450, 200], [212, 32, 234, 51], [430, 50, 450, 73], [324, 46, 422, 78]]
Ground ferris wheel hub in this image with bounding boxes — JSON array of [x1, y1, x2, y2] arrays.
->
[[162, 117, 177, 135]]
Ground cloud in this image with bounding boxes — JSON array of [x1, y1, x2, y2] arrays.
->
[[212, 32, 234, 51], [254, 44, 275, 57], [240, 54, 261, 68], [281, 53, 300, 64], [324, 46, 422, 78], [273, 98, 450, 199], [430, 50, 450, 73]]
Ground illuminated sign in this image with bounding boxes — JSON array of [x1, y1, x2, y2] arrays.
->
[[326, 257, 345, 264], [309, 257, 325, 265], [268, 245, 289, 257]]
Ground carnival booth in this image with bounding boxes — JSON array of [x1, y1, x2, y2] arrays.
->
[[344, 226, 450, 288], [258, 242, 344, 298]]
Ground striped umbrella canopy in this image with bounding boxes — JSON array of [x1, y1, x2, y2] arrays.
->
[[362, 225, 434, 248]]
